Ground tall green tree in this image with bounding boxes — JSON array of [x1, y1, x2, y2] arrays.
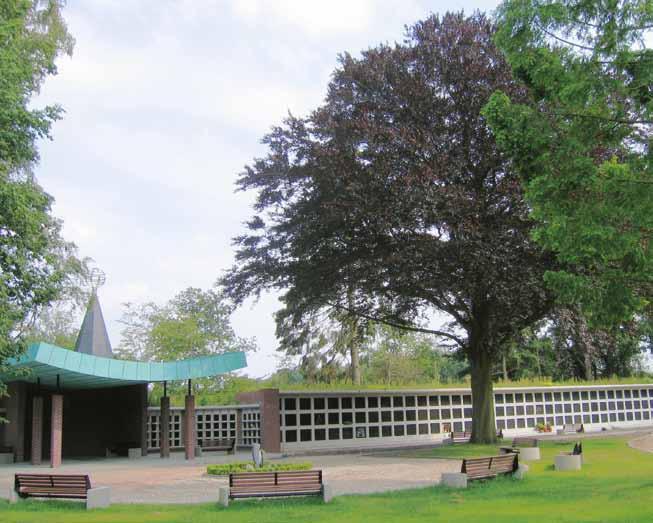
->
[[0, 1, 76, 396], [485, 0, 653, 328], [117, 286, 257, 392], [223, 12, 555, 442]]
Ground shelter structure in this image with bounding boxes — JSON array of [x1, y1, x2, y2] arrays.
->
[[0, 290, 246, 467]]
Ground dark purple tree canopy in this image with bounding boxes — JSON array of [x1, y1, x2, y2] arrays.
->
[[223, 12, 555, 440]]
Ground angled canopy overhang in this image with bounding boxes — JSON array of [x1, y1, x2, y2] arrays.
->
[[3, 342, 247, 389]]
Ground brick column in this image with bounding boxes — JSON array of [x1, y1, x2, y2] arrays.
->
[[184, 395, 195, 460], [50, 394, 63, 468], [31, 396, 43, 465], [160, 396, 170, 458], [236, 389, 281, 453]]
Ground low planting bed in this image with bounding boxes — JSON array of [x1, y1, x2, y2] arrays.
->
[[207, 461, 312, 476]]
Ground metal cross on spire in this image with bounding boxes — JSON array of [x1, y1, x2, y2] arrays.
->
[[89, 267, 106, 295]]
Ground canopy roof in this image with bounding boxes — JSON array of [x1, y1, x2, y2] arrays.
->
[[3, 342, 247, 389]]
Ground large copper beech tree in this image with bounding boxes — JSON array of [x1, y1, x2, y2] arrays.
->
[[223, 12, 554, 442]]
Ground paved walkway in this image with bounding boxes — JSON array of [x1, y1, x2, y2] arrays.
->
[[628, 432, 653, 453], [0, 451, 460, 504]]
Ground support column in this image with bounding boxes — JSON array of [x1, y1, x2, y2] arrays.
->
[[160, 395, 170, 458], [31, 396, 43, 465], [50, 394, 63, 468], [184, 394, 195, 460]]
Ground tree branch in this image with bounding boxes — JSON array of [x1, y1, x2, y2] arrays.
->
[[328, 302, 466, 347]]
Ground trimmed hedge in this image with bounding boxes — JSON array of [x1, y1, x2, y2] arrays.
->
[[206, 461, 312, 476]]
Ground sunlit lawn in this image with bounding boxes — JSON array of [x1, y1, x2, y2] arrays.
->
[[1, 436, 651, 522]]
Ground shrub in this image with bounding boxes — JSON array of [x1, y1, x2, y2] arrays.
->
[[206, 461, 312, 475]]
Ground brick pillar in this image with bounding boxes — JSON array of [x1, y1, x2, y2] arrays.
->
[[50, 394, 63, 468], [31, 396, 43, 465], [160, 396, 170, 458], [184, 395, 195, 460], [236, 389, 281, 453]]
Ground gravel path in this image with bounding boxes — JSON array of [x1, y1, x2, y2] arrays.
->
[[0, 451, 460, 504]]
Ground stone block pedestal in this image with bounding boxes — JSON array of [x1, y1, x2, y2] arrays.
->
[[0, 453, 14, 465], [555, 454, 582, 471], [518, 447, 541, 461], [128, 448, 142, 459], [441, 472, 468, 488], [86, 486, 111, 509], [218, 487, 229, 507]]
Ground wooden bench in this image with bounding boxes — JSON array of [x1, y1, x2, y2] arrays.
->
[[461, 453, 519, 481], [13, 474, 110, 509], [500, 437, 538, 451], [561, 423, 584, 434], [499, 437, 540, 460], [450, 429, 503, 444], [221, 470, 330, 505], [200, 438, 235, 453], [15, 473, 91, 500]]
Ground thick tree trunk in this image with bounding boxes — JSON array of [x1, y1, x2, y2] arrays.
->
[[470, 346, 497, 444]]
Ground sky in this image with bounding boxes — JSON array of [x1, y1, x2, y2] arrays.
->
[[34, 0, 500, 377]]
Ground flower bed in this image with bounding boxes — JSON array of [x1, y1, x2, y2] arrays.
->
[[206, 461, 312, 476]]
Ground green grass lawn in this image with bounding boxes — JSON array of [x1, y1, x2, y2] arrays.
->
[[2, 436, 651, 522]]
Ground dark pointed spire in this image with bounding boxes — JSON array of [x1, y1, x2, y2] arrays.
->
[[75, 292, 113, 358]]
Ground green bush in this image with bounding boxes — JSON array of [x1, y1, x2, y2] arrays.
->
[[206, 461, 312, 475]]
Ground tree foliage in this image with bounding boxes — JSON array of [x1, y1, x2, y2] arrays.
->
[[223, 12, 555, 442], [0, 1, 76, 396], [485, 0, 653, 327], [117, 286, 257, 368]]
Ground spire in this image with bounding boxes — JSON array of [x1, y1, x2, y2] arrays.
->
[[75, 292, 113, 358], [74, 268, 113, 358]]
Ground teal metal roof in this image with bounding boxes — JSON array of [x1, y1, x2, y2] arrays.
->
[[3, 342, 247, 389]]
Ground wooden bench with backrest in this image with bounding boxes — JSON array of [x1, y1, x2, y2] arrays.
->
[[229, 470, 323, 500], [200, 438, 235, 453], [450, 429, 503, 444], [561, 423, 584, 434], [500, 437, 538, 453], [15, 474, 91, 500], [461, 453, 519, 481]]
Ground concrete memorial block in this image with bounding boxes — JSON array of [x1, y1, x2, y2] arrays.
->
[[513, 463, 529, 480], [218, 487, 230, 507], [7, 486, 18, 504], [518, 447, 540, 461], [195, 446, 203, 458], [128, 448, 142, 459], [322, 483, 334, 503], [86, 486, 111, 509], [441, 472, 468, 488], [0, 453, 14, 465], [555, 453, 582, 471]]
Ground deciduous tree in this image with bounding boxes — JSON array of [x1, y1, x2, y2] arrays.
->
[[223, 12, 554, 442]]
